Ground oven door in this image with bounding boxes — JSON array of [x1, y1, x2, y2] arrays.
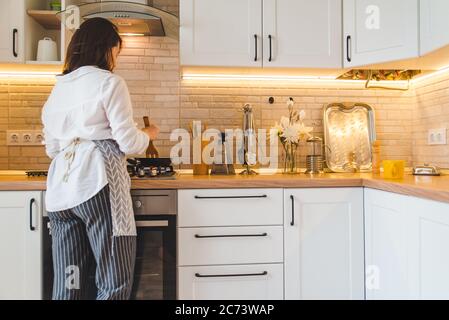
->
[[131, 215, 177, 300]]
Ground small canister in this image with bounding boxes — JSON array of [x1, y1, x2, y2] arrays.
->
[[305, 137, 324, 174]]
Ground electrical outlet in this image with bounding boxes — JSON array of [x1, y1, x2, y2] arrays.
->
[[6, 131, 20, 145], [22, 132, 33, 144], [7, 130, 44, 146], [34, 131, 45, 145], [428, 128, 447, 145]]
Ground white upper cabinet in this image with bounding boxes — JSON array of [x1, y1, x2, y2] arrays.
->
[[420, 0, 449, 55], [180, 0, 342, 68], [284, 188, 365, 300], [180, 0, 263, 67], [0, 0, 66, 64], [0, 191, 42, 300], [263, 0, 342, 68], [0, 0, 25, 62], [343, 0, 419, 68]]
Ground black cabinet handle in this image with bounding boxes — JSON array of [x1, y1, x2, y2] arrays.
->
[[29, 198, 36, 231], [13, 29, 18, 58], [195, 233, 268, 239], [195, 271, 268, 278], [268, 35, 273, 62], [290, 195, 295, 226], [346, 35, 351, 62], [254, 34, 258, 61], [194, 195, 267, 199]]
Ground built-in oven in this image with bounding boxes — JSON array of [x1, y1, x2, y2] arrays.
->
[[43, 189, 177, 300]]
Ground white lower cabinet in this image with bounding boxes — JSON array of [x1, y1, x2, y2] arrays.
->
[[177, 189, 284, 300], [177, 187, 449, 300], [178, 226, 283, 266], [365, 188, 449, 300], [407, 195, 449, 299], [284, 188, 365, 300], [178, 264, 284, 300], [178, 189, 283, 227], [364, 188, 412, 299], [0, 191, 42, 300]]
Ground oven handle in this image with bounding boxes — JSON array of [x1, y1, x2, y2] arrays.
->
[[135, 220, 169, 228]]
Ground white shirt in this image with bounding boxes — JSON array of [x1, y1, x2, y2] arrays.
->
[[42, 66, 149, 212]]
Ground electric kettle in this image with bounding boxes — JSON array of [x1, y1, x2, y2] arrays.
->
[[36, 37, 58, 62]]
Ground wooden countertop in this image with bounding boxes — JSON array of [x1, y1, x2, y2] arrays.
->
[[1, 172, 449, 204]]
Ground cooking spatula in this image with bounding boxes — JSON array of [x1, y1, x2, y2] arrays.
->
[[143, 116, 159, 158]]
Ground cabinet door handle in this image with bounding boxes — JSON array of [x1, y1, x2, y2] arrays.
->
[[194, 195, 267, 199], [13, 29, 18, 58], [346, 35, 352, 62], [29, 198, 36, 231], [195, 233, 268, 239], [254, 34, 258, 61], [268, 34, 273, 62], [195, 271, 268, 278], [290, 195, 295, 226]]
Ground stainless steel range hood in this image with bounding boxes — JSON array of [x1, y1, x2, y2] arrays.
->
[[60, 0, 179, 39]]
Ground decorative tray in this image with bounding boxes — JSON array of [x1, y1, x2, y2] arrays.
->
[[323, 103, 376, 172]]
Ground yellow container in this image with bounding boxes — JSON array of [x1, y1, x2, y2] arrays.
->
[[382, 160, 405, 179]]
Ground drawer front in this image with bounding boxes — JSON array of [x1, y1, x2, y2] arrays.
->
[[178, 264, 284, 300], [178, 189, 283, 227], [178, 226, 283, 266]]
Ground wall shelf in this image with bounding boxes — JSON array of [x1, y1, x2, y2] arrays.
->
[[27, 10, 61, 30]]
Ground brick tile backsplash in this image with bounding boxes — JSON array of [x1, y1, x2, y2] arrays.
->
[[0, 0, 448, 170]]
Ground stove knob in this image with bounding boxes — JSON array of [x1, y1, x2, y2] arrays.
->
[[137, 168, 146, 177], [134, 200, 143, 208]]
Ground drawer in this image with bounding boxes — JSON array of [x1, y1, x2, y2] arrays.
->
[[178, 264, 284, 300], [178, 189, 283, 227], [178, 226, 283, 266]]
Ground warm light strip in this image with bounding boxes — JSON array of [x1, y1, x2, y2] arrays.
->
[[182, 73, 411, 88], [120, 33, 146, 37], [412, 65, 449, 84], [183, 73, 337, 81], [0, 71, 59, 79]]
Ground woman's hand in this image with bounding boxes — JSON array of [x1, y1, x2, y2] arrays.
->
[[142, 124, 160, 141]]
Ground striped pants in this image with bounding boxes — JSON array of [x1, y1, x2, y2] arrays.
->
[[48, 185, 136, 300]]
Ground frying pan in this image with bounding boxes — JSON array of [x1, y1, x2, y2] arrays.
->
[[128, 117, 171, 167]]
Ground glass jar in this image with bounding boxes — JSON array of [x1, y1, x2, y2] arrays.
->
[[283, 141, 298, 174]]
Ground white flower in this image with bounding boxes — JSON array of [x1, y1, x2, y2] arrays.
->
[[297, 122, 313, 141], [273, 102, 314, 145], [280, 123, 301, 144]]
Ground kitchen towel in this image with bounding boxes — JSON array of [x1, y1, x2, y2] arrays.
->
[[94, 139, 137, 237]]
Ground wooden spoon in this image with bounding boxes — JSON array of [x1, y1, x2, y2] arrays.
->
[[143, 116, 159, 158]]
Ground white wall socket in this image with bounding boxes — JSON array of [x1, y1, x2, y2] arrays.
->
[[6, 130, 45, 146], [428, 128, 447, 145]]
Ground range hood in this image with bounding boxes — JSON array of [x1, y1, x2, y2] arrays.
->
[[60, 0, 179, 38]]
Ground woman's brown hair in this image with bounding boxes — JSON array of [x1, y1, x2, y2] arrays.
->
[[63, 17, 122, 74]]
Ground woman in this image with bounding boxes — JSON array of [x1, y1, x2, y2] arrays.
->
[[42, 18, 159, 300]]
